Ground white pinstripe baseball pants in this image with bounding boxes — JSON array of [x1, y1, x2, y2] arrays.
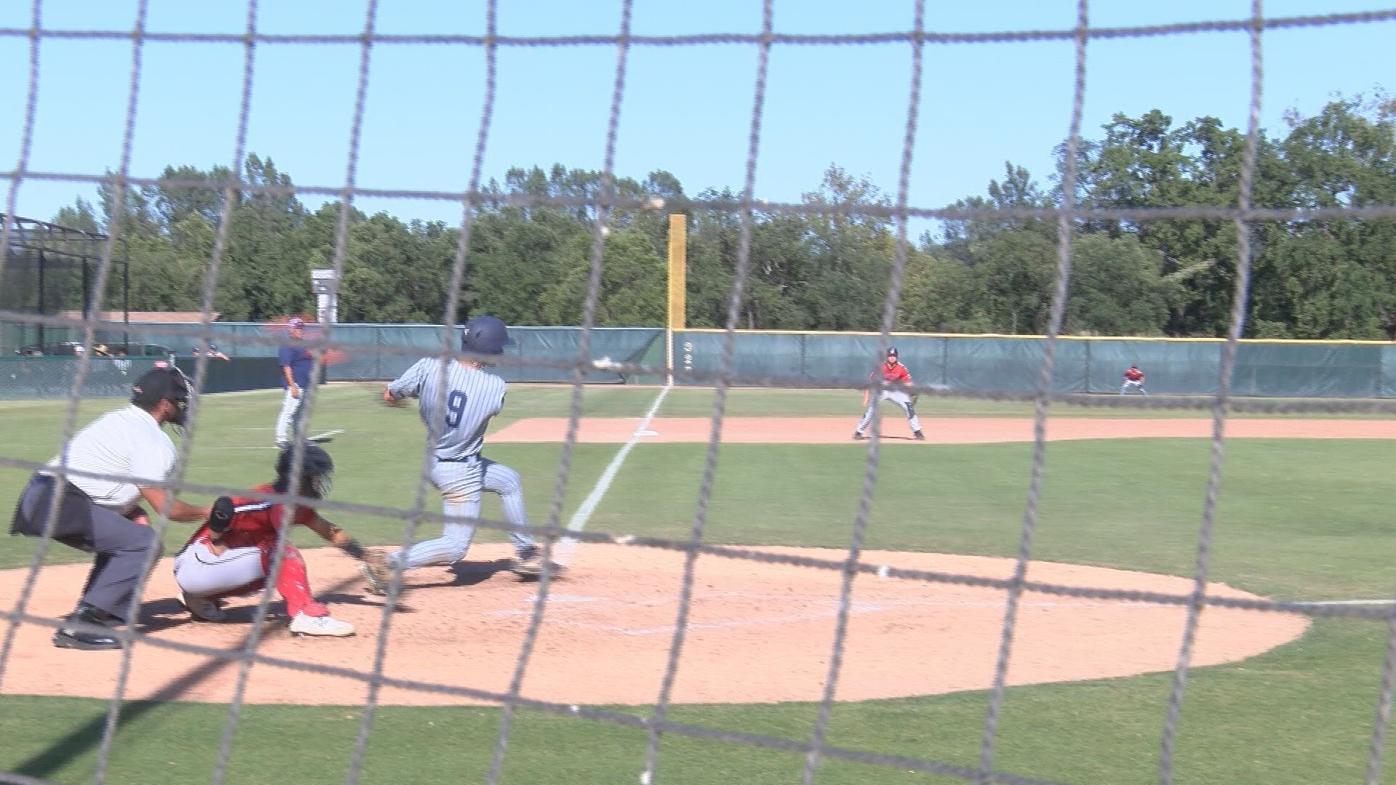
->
[[390, 457, 537, 570]]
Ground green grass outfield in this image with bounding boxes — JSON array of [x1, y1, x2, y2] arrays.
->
[[2, 383, 1395, 784]]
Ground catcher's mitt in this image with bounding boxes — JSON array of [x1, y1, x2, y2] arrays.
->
[[359, 551, 392, 595]]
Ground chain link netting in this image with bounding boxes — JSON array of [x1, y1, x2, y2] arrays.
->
[[2, 4, 1395, 785]]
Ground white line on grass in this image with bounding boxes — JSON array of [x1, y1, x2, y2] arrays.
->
[[1286, 599, 1396, 606], [551, 384, 672, 565]]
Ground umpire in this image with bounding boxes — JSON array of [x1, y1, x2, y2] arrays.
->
[[9, 367, 211, 650]]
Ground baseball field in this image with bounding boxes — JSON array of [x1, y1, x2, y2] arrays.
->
[[1, 383, 1394, 784]]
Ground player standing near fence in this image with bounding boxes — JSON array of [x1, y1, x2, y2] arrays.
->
[[8, 367, 211, 650], [365, 315, 550, 594], [274, 317, 314, 448], [1120, 363, 1148, 395], [853, 346, 924, 441]]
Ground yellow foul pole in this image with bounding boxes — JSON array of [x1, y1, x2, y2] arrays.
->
[[666, 213, 687, 385]]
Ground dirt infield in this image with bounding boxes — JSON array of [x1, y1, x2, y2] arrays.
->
[[491, 415, 1396, 444], [0, 416, 1340, 707], [0, 544, 1306, 706]]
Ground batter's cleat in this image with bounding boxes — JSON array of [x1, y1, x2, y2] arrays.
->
[[359, 561, 390, 595], [913, 430, 925, 440], [511, 546, 564, 579], [852, 432, 866, 441], [289, 612, 355, 637], [178, 590, 228, 622], [52, 605, 123, 650]]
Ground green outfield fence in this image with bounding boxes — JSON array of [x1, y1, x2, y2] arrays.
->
[[672, 331, 1396, 398], [6, 322, 1396, 398], [0, 356, 288, 400]]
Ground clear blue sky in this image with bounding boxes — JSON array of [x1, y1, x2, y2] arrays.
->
[[0, 1, 1390, 240]]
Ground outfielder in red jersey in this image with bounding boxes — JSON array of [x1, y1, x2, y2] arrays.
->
[[853, 346, 924, 440], [171, 446, 387, 637], [1120, 363, 1147, 395]]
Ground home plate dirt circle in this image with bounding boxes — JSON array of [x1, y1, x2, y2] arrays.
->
[[0, 543, 1306, 706]]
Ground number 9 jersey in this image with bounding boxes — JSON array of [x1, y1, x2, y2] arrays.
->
[[385, 357, 507, 461]]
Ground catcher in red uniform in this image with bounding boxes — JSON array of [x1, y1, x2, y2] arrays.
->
[[170, 446, 389, 636]]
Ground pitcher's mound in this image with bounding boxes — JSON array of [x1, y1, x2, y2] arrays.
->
[[0, 544, 1306, 706]]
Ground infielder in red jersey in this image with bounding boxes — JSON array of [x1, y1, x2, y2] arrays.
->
[[171, 446, 388, 637], [853, 346, 924, 441]]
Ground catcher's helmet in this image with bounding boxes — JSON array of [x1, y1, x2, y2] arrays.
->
[[460, 315, 512, 355], [274, 444, 335, 498]]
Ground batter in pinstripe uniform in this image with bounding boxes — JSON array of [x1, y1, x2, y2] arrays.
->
[[363, 315, 548, 593]]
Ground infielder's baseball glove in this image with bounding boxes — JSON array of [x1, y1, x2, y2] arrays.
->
[[359, 551, 392, 595], [909, 393, 919, 407]]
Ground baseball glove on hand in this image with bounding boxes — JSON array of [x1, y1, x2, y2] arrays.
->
[[359, 551, 392, 596]]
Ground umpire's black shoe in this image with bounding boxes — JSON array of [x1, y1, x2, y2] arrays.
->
[[52, 605, 123, 651]]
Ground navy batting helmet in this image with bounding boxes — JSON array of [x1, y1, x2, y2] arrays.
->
[[460, 315, 512, 355], [274, 444, 335, 498]]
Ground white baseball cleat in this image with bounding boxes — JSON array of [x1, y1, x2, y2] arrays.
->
[[307, 429, 344, 444], [289, 612, 355, 637], [178, 590, 228, 622]]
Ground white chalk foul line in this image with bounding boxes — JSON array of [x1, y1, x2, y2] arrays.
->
[[1286, 599, 1396, 606], [551, 384, 673, 564]]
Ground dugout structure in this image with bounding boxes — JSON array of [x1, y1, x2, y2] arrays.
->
[[0, 214, 130, 355]]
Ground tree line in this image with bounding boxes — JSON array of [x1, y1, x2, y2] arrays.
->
[[24, 92, 1396, 339]]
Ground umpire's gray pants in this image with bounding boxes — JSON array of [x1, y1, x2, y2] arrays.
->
[[9, 474, 162, 622]]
